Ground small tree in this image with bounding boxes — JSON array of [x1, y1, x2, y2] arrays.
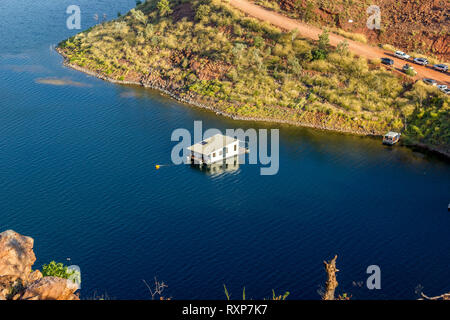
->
[[288, 56, 302, 76], [318, 29, 330, 52], [131, 9, 148, 25], [312, 29, 330, 60], [157, 0, 173, 17]]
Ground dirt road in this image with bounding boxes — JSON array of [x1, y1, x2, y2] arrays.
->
[[229, 0, 449, 86]]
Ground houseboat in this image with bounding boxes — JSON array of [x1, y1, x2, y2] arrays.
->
[[383, 132, 401, 145], [187, 134, 243, 165]]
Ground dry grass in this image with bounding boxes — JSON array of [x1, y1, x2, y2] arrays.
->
[[57, 0, 450, 151], [331, 28, 367, 44]]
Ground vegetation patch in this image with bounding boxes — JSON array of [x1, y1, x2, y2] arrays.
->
[[42, 261, 78, 281], [57, 0, 450, 155]]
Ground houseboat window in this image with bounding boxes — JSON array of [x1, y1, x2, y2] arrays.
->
[[234, 144, 237, 151], [213, 152, 216, 157]]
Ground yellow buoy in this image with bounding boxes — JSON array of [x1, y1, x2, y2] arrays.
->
[[155, 165, 160, 170]]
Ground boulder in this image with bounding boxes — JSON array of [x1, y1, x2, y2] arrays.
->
[[21, 276, 79, 300], [0, 230, 36, 282], [0, 230, 79, 300], [28, 270, 43, 283]]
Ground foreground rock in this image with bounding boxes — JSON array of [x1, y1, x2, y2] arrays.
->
[[0, 230, 36, 282], [22, 276, 79, 300], [0, 230, 79, 300]]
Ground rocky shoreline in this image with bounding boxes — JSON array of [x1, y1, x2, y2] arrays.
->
[[55, 49, 378, 136], [56, 48, 450, 160], [0, 230, 79, 300]]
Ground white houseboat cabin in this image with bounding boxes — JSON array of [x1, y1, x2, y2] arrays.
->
[[187, 134, 240, 165]]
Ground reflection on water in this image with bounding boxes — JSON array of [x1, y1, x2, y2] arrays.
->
[[191, 155, 241, 177], [35, 77, 92, 87]]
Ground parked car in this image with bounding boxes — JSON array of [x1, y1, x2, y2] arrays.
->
[[381, 58, 394, 66], [413, 57, 428, 65], [437, 84, 448, 91], [422, 78, 437, 86], [443, 88, 450, 95], [433, 64, 448, 72], [394, 51, 410, 60], [402, 64, 417, 75]]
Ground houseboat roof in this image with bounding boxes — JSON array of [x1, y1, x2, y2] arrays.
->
[[187, 134, 238, 155]]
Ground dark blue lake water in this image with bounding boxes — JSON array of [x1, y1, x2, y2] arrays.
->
[[1, 0, 449, 300]]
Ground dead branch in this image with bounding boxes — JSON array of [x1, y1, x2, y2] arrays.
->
[[420, 292, 450, 300], [322, 255, 339, 300], [143, 277, 168, 300]]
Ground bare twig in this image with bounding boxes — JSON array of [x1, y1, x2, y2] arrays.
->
[[143, 277, 168, 300], [420, 292, 450, 300]]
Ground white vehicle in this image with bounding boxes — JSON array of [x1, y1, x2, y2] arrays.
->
[[433, 64, 448, 72], [394, 51, 410, 60], [413, 57, 428, 65], [437, 84, 448, 91], [422, 78, 437, 86], [383, 132, 401, 145], [443, 88, 450, 95]]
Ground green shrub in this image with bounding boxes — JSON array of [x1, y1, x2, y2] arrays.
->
[[405, 67, 416, 77], [196, 4, 211, 22], [312, 48, 327, 60], [42, 261, 74, 279], [157, 0, 172, 17], [318, 29, 330, 52]]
